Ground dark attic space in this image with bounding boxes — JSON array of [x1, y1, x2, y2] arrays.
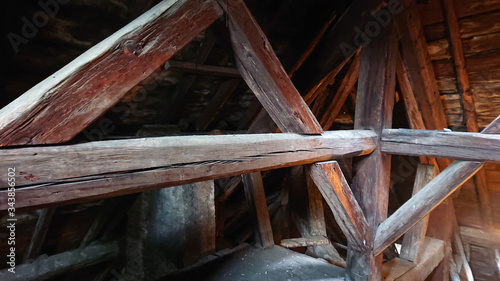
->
[[1, 0, 500, 280]]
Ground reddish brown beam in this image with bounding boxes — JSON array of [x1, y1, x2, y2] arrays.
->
[[320, 51, 360, 130], [167, 60, 241, 78], [219, 0, 322, 134], [441, 0, 494, 230], [242, 172, 274, 248], [347, 22, 398, 280], [0, 0, 223, 146], [308, 161, 371, 252]]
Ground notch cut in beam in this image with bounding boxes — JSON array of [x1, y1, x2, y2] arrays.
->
[[308, 161, 371, 252], [0, 0, 223, 146], [0, 130, 376, 210], [381, 128, 500, 162]]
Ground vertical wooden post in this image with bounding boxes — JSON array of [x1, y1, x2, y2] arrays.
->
[[347, 22, 397, 280], [241, 172, 274, 248]]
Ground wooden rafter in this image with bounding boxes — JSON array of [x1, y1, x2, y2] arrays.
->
[[0, 130, 376, 210], [219, 0, 321, 134], [0, 0, 223, 146], [308, 161, 371, 252]]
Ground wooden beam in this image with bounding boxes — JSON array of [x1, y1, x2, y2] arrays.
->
[[242, 172, 274, 248], [23, 207, 57, 262], [374, 161, 482, 256], [460, 226, 500, 249], [167, 60, 241, 78], [280, 236, 330, 248], [0, 240, 120, 281], [80, 198, 120, 247], [346, 20, 397, 281], [320, 51, 360, 130], [381, 128, 500, 162], [383, 238, 445, 281], [308, 161, 371, 252], [219, 0, 322, 134], [441, 0, 494, 230], [400, 164, 438, 263], [0, 0, 223, 146], [195, 79, 240, 131], [397, 0, 448, 132], [0, 130, 376, 210]]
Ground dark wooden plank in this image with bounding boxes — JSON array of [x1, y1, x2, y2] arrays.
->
[[400, 164, 438, 263], [167, 60, 241, 78], [0, 0, 223, 146], [320, 51, 360, 130], [0, 130, 376, 210], [308, 161, 371, 252], [381, 128, 500, 162], [196, 79, 240, 131], [242, 172, 274, 248], [0, 240, 120, 281], [80, 198, 120, 247], [219, 0, 322, 134], [23, 207, 57, 261], [347, 21, 398, 281]]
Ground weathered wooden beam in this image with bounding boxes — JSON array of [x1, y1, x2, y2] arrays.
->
[[242, 172, 274, 248], [0, 130, 376, 210], [292, 166, 345, 267], [167, 60, 241, 78], [0, 240, 120, 281], [346, 20, 397, 281], [308, 161, 371, 252], [383, 238, 445, 281], [23, 207, 57, 262], [219, 0, 322, 134], [320, 51, 360, 130], [460, 226, 500, 249], [373, 161, 482, 256], [0, 0, 223, 146], [400, 164, 438, 263], [280, 236, 330, 248], [381, 128, 500, 162], [441, 0, 495, 231], [195, 79, 240, 131]]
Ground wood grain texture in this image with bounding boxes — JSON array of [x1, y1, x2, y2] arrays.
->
[[280, 236, 330, 248], [320, 52, 360, 130], [0, 0, 223, 146], [168, 60, 241, 78], [242, 172, 274, 248], [400, 164, 438, 263], [219, 0, 322, 134], [347, 22, 397, 281], [308, 161, 371, 252], [373, 160, 483, 255], [381, 128, 500, 162], [0, 130, 376, 210], [23, 207, 57, 262], [392, 238, 445, 281], [460, 226, 500, 248]]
